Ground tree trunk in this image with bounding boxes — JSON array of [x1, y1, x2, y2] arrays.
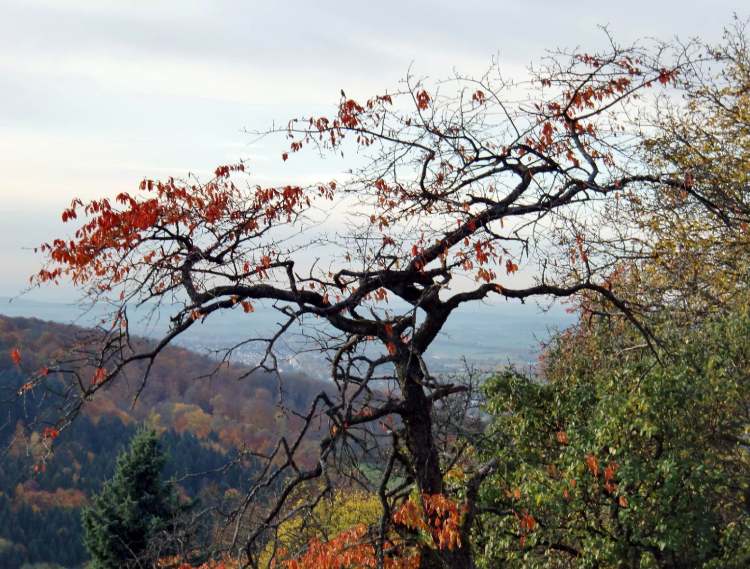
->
[[400, 371, 442, 495], [397, 362, 474, 569]]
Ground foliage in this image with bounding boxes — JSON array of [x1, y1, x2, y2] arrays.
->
[[258, 489, 383, 566], [615, 19, 750, 322], [273, 492, 464, 569], [0, 315, 294, 569], [470, 29, 750, 566], [81, 427, 183, 569], [0, 411, 255, 569], [476, 307, 750, 568]]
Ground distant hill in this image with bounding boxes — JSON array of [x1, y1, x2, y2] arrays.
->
[[0, 314, 330, 569], [0, 295, 575, 373], [0, 314, 330, 453]]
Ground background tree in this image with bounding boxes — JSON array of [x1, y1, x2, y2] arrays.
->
[[82, 427, 182, 569], [475, 302, 750, 568], [610, 18, 750, 323], [27, 32, 705, 568]]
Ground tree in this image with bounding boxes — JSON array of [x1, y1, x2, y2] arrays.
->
[[81, 427, 181, 568], [476, 301, 750, 568], [29, 32, 709, 568], [611, 18, 750, 323]]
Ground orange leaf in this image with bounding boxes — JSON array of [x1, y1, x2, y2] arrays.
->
[[519, 511, 536, 531], [585, 454, 600, 478], [416, 90, 431, 110], [604, 461, 619, 483], [92, 367, 107, 386], [42, 427, 60, 440], [10, 347, 21, 366]]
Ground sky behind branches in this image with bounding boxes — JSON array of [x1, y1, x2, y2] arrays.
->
[[0, 0, 744, 297]]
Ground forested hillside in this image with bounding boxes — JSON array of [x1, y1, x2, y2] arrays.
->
[[0, 315, 327, 569], [0, 315, 328, 453]]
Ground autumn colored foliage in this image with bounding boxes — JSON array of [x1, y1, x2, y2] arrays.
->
[[276, 494, 462, 569]]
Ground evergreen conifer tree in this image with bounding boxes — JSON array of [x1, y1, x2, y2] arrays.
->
[[81, 427, 180, 568]]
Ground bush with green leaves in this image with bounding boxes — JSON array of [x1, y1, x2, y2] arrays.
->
[[476, 308, 750, 568]]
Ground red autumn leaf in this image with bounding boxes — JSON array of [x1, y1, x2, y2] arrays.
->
[[42, 427, 60, 440], [10, 347, 21, 366], [519, 511, 537, 531], [585, 454, 600, 478], [241, 301, 254, 313], [416, 89, 431, 110], [92, 367, 107, 386], [604, 461, 619, 483]]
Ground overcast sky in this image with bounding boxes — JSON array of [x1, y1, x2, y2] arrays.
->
[[0, 0, 745, 298]]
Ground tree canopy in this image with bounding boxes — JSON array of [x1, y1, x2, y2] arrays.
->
[[477, 301, 750, 568]]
